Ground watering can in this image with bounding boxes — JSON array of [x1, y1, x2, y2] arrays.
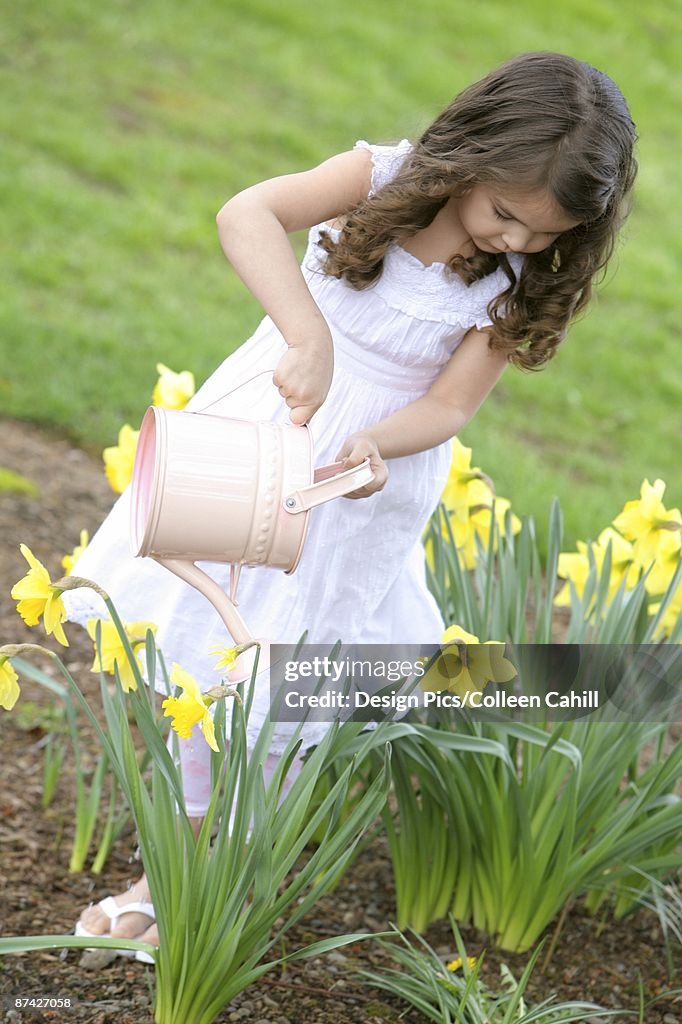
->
[[129, 398, 374, 651]]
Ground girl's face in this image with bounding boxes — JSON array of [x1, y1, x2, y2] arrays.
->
[[457, 185, 580, 255]]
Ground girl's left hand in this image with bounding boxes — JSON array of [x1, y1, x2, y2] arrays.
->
[[335, 432, 389, 499]]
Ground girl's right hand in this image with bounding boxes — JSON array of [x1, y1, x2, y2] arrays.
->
[[273, 337, 334, 425]]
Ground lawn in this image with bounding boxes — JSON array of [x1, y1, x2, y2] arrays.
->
[[1, 0, 680, 549]]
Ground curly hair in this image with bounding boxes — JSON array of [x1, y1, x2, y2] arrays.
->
[[317, 52, 638, 370]]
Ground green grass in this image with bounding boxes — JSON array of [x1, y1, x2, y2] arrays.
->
[[1, 0, 680, 549]]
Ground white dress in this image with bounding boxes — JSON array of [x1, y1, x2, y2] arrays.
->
[[65, 140, 520, 752]]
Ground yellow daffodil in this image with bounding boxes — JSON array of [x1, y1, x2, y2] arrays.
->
[[210, 644, 240, 673], [152, 363, 195, 410], [613, 479, 682, 570], [442, 624, 480, 645], [210, 640, 258, 676], [555, 528, 639, 607], [446, 956, 478, 972], [443, 512, 480, 571], [441, 439, 490, 523], [427, 444, 519, 574], [434, 479, 520, 573], [86, 617, 157, 693], [555, 547, 590, 606], [162, 663, 218, 751], [103, 424, 139, 494], [11, 544, 69, 646], [0, 657, 20, 711], [649, 580, 682, 640], [643, 530, 681, 597], [421, 624, 516, 698], [468, 481, 521, 551], [61, 529, 90, 574]]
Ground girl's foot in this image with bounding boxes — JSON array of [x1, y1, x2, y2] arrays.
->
[[77, 876, 158, 944]]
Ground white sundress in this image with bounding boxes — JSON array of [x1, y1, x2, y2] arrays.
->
[[65, 140, 521, 752]]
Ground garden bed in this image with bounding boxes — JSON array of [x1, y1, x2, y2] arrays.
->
[[1, 418, 680, 1024]]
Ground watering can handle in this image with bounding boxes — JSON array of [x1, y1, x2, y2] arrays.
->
[[190, 368, 277, 414], [283, 459, 375, 514]]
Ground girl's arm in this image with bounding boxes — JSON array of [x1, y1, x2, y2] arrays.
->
[[336, 328, 508, 498], [216, 148, 372, 425]]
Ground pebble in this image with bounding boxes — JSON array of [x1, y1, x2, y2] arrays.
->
[[663, 1015, 677, 1024]]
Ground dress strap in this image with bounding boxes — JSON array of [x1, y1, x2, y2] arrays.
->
[[353, 139, 412, 195]]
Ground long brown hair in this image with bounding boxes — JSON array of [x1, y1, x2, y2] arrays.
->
[[318, 52, 637, 369]]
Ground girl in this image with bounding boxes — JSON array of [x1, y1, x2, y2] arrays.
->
[[73, 51, 637, 951]]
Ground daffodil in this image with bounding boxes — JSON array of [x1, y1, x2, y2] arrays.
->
[[440, 439, 491, 523], [555, 547, 590, 606], [61, 529, 90, 574], [162, 663, 219, 751], [446, 955, 478, 972], [86, 617, 157, 693], [103, 424, 139, 494], [643, 529, 681, 597], [613, 479, 682, 570], [434, 477, 520, 573], [443, 511, 480, 570], [428, 444, 520, 573], [649, 580, 682, 640], [555, 528, 639, 607], [152, 363, 195, 410], [421, 624, 516, 697], [11, 544, 69, 646], [210, 640, 259, 676], [468, 480, 521, 550], [210, 644, 240, 673], [0, 657, 20, 711]]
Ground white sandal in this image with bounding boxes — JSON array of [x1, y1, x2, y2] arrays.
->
[[75, 895, 156, 964]]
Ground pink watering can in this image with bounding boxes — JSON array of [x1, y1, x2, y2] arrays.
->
[[129, 391, 374, 649]]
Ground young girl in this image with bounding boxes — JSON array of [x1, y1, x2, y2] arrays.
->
[[73, 51, 637, 951]]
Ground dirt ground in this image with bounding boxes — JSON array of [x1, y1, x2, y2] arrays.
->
[[1, 418, 681, 1024]]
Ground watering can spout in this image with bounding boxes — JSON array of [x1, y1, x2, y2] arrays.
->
[[155, 557, 254, 646]]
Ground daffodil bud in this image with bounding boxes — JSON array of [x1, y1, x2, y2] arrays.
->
[[54, 575, 110, 602], [203, 684, 242, 704], [0, 643, 57, 659]]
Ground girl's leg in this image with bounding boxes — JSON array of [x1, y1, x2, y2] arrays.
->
[[77, 729, 304, 942], [77, 729, 209, 941]]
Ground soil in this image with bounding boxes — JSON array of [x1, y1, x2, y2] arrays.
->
[[1, 418, 681, 1024]]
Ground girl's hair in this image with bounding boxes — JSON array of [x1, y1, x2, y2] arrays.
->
[[318, 52, 637, 369]]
